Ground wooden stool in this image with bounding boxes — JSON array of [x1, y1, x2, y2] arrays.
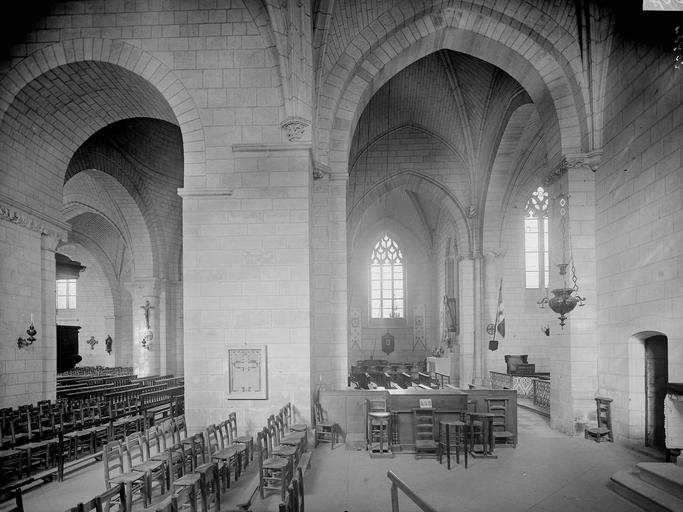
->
[[439, 420, 468, 469]]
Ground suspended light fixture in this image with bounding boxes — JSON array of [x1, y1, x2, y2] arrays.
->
[[544, 192, 585, 328]]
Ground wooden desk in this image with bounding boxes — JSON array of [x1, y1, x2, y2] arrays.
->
[[388, 389, 467, 451]]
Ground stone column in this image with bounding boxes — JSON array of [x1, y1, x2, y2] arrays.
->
[[482, 250, 501, 384], [546, 153, 600, 434], [458, 255, 475, 387], [310, 164, 348, 391], [472, 253, 484, 386], [40, 233, 60, 400]]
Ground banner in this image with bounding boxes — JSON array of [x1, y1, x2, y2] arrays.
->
[[413, 305, 426, 351], [350, 307, 361, 351]]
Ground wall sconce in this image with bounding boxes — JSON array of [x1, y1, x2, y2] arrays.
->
[[86, 336, 98, 350], [18, 321, 37, 349]]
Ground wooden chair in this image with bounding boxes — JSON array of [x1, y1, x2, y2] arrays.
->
[[217, 419, 247, 472], [70, 482, 127, 512], [313, 401, 336, 449], [146, 424, 184, 486], [485, 398, 516, 447], [256, 429, 291, 501], [125, 432, 167, 501], [274, 415, 305, 462], [173, 460, 221, 512], [3, 486, 24, 512], [94, 482, 127, 512], [585, 397, 613, 442], [279, 466, 304, 512], [103, 440, 149, 509], [154, 484, 197, 512], [17, 408, 58, 474], [205, 424, 236, 491], [267, 425, 297, 479], [366, 399, 391, 456], [413, 408, 439, 459], [227, 412, 253, 464], [0, 433, 26, 481]]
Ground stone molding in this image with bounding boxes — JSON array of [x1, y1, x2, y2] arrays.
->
[[543, 151, 603, 185], [0, 193, 69, 241], [232, 142, 312, 154], [177, 187, 234, 198], [280, 116, 311, 142]]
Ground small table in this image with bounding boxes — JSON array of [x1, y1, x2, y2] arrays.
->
[[468, 412, 497, 458], [439, 420, 468, 469]]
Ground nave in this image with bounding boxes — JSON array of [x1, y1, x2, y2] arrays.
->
[[3, 408, 655, 512]]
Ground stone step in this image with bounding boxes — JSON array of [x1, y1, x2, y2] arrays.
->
[[610, 470, 683, 512], [637, 462, 683, 500]]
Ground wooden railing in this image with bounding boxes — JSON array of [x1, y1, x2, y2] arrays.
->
[[387, 471, 437, 512]]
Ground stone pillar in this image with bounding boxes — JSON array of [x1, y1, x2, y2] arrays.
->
[[181, 142, 313, 433], [40, 234, 60, 400], [472, 253, 484, 385], [458, 255, 475, 387], [546, 153, 599, 434], [310, 164, 348, 391], [126, 278, 161, 377], [482, 250, 501, 384]]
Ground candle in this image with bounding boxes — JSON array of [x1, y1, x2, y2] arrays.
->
[[30, 312, 33, 324]]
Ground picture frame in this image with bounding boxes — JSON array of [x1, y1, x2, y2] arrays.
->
[[227, 344, 267, 399]]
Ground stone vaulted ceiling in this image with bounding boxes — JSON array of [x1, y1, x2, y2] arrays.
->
[[348, 49, 536, 249]]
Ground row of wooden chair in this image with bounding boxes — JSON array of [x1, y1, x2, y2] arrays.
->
[[99, 412, 252, 512], [257, 404, 309, 503]]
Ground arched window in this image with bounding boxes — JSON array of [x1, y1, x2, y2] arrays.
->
[[524, 186, 549, 289], [370, 234, 404, 319]]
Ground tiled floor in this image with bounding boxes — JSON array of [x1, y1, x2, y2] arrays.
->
[[1, 408, 662, 512]]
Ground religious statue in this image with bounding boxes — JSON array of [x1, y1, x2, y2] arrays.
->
[[140, 300, 154, 349], [105, 335, 113, 354]]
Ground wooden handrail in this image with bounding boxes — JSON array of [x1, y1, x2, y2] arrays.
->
[[387, 471, 437, 512]]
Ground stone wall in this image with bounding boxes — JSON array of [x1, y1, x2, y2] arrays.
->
[[597, 31, 683, 443]]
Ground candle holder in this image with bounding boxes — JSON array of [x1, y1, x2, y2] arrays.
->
[[18, 322, 37, 349]]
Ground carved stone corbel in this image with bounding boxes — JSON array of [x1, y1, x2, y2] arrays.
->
[[542, 151, 602, 186], [280, 116, 310, 142]]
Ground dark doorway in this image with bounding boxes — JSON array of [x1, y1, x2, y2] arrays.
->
[[57, 324, 82, 373], [644, 334, 667, 447]]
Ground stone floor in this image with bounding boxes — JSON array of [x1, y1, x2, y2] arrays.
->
[[1, 408, 665, 512]]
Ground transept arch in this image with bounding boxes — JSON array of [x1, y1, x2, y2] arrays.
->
[[315, 2, 590, 175], [0, 39, 204, 223]]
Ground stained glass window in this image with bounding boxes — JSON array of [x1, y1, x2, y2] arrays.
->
[[524, 186, 549, 288], [370, 234, 404, 319]]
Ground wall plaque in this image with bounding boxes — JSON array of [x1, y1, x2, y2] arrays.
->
[[227, 345, 267, 399]]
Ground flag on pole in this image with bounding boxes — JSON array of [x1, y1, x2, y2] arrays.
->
[[496, 279, 505, 337]]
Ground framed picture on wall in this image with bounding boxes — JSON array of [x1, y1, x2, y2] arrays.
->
[[227, 344, 267, 399]]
